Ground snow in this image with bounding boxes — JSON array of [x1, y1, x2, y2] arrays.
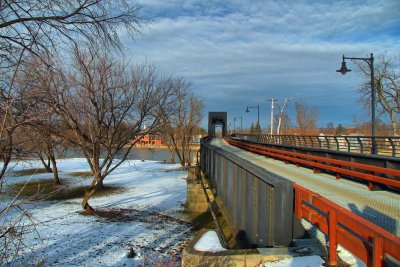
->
[[301, 219, 367, 267], [260, 255, 324, 267], [336, 244, 366, 267], [1, 158, 193, 266], [193, 230, 227, 252], [1, 158, 362, 267]]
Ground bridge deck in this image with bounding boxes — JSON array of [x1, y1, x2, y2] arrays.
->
[[210, 138, 400, 237]]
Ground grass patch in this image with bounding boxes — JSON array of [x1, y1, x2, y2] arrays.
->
[[6, 179, 62, 199], [12, 168, 51, 177], [6, 180, 125, 201], [49, 185, 125, 201]]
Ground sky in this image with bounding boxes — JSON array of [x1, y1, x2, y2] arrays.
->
[[123, 0, 400, 130]]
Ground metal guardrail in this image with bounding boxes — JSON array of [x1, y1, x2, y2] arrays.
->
[[224, 137, 400, 265], [225, 138, 400, 189], [233, 134, 400, 157], [294, 184, 400, 267]]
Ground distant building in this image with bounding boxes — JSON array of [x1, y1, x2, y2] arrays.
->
[[133, 133, 165, 146]]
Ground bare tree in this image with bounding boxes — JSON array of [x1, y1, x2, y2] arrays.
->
[[0, 0, 145, 181], [276, 98, 291, 135], [357, 54, 400, 136], [0, 0, 144, 68], [0, 55, 52, 181], [295, 100, 318, 134], [48, 47, 173, 211], [7, 56, 67, 184], [158, 78, 203, 168], [23, 116, 66, 185], [274, 112, 292, 135], [0, 1, 147, 263]]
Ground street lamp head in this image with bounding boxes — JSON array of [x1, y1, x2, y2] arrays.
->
[[336, 56, 351, 75], [245, 107, 250, 113]]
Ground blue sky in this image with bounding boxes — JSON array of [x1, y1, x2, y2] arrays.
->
[[124, 0, 400, 130]]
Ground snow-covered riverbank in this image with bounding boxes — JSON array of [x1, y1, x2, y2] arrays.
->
[[1, 159, 193, 266]]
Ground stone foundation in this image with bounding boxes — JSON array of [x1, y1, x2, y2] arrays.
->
[[185, 166, 209, 213]]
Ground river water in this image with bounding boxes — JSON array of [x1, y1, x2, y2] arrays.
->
[[62, 147, 198, 163]]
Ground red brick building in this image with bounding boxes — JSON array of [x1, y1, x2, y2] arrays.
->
[[133, 133, 165, 146]]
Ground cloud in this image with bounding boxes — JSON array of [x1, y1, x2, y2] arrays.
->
[[125, 0, 400, 129]]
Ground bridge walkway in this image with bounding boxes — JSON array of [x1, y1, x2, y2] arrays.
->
[[210, 138, 400, 237]]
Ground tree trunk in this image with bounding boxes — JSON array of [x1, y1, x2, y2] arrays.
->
[[166, 145, 175, 163], [175, 147, 185, 168], [277, 98, 288, 136], [49, 152, 60, 185], [0, 133, 13, 181], [387, 110, 399, 136], [81, 187, 95, 212], [0, 153, 11, 181], [39, 153, 53, 173], [96, 178, 104, 189], [81, 172, 104, 211], [391, 120, 398, 137]]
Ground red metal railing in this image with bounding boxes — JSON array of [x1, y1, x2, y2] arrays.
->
[[224, 137, 400, 266], [225, 138, 400, 190], [294, 184, 400, 267]]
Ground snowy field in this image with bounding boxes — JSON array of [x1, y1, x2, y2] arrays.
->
[[1, 158, 365, 267], [1, 158, 193, 266]]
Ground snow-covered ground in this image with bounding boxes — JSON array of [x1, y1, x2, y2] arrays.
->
[[1, 158, 366, 267], [1, 158, 193, 266]]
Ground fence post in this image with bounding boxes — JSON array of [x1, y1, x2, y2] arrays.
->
[[333, 136, 339, 151], [357, 136, 364, 154], [328, 209, 338, 266], [373, 234, 383, 267], [388, 137, 395, 157]]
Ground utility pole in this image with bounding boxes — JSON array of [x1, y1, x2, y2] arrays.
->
[[267, 99, 278, 135]]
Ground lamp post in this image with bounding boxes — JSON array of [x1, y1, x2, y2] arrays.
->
[[234, 116, 243, 134], [337, 53, 377, 154], [245, 105, 260, 126]]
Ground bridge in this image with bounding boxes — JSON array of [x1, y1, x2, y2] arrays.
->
[[195, 112, 400, 267]]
